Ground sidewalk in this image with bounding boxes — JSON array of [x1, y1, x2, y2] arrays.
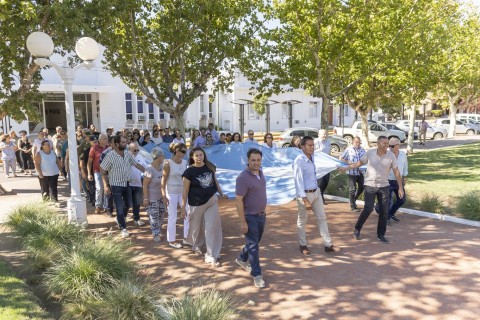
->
[[1, 172, 479, 319]]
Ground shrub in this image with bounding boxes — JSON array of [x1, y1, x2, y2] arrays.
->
[[5, 203, 54, 238], [419, 193, 445, 214], [456, 191, 480, 221], [168, 288, 241, 320], [45, 237, 136, 301], [324, 173, 348, 198], [431, 110, 444, 117]]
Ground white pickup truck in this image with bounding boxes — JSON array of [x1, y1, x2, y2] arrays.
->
[[333, 121, 407, 144]]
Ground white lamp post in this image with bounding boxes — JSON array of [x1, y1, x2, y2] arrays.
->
[[26, 31, 100, 227]]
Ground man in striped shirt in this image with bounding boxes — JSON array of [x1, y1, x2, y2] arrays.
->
[[339, 136, 366, 212], [100, 135, 145, 238]]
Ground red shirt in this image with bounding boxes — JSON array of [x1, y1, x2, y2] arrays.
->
[[89, 144, 108, 173]]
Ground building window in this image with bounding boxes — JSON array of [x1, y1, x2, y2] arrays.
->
[[148, 103, 154, 120], [159, 108, 165, 120], [125, 93, 133, 120], [282, 103, 289, 119], [344, 105, 349, 117], [137, 99, 144, 114], [309, 101, 319, 118], [208, 96, 213, 119], [248, 104, 260, 120], [200, 95, 205, 113]]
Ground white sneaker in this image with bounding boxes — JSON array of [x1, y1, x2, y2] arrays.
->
[[235, 258, 252, 272], [254, 275, 265, 288], [205, 256, 221, 267], [193, 247, 203, 256], [169, 242, 183, 249], [121, 229, 130, 238], [134, 219, 145, 226], [182, 239, 191, 246], [154, 235, 162, 242]]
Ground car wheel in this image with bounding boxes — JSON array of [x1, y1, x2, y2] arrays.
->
[[433, 132, 443, 140], [344, 135, 353, 144], [466, 129, 475, 136], [282, 143, 290, 148], [330, 144, 340, 153]]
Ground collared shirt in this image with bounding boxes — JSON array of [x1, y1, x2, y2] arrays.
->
[[207, 129, 219, 142], [100, 150, 137, 187], [361, 149, 398, 187], [244, 138, 258, 144], [293, 152, 318, 198], [193, 135, 206, 147], [162, 134, 174, 143], [236, 167, 267, 215], [340, 145, 366, 176], [389, 151, 408, 180], [313, 138, 331, 154]]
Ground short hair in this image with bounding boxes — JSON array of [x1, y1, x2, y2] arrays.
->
[[377, 135, 388, 143], [247, 148, 262, 159], [301, 136, 314, 146], [151, 147, 165, 160], [169, 142, 187, 154], [113, 135, 123, 145], [99, 133, 108, 141], [220, 133, 226, 137], [19, 130, 27, 135], [108, 136, 115, 143], [56, 126, 62, 130], [263, 132, 273, 143]]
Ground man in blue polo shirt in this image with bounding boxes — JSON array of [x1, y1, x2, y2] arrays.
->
[[235, 148, 267, 288]]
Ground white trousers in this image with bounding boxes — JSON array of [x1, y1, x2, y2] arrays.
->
[[296, 189, 332, 247], [166, 193, 190, 242]]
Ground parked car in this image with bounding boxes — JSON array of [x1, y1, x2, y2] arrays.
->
[[383, 122, 418, 140], [434, 119, 478, 135], [276, 127, 348, 154], [458, 118, 480, 133], [395, 120, 447, 140], [333, 121, 406, 144]]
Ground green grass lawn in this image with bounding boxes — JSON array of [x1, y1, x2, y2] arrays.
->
[[407, 143, 480, 213], [0, 260, 52, 320], [327, 142, 480, 216]]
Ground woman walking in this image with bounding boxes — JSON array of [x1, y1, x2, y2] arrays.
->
[[0, 134, 17, 178], [143, 147, 167, 242], [162, 143, 188, 249], [181, 147, 227, 266], [17, 130, 34, 175], [34, 140, 62, 203]]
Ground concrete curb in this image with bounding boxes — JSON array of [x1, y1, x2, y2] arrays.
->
[[324, 195, 480, 228]]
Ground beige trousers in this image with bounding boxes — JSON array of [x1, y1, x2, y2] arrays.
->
[[296, 189, 332, 247], [187, 195, 222, 260]]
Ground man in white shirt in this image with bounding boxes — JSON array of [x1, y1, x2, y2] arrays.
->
[[386, 138, 408, 223], [127, 142, 148, 227], [245, 130, 259, 144], [293, 136, 341, 255]]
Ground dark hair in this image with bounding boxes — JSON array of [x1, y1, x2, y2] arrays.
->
[[263, 132, 273, 143], [377, 135, 388, 142], [169, 142, 187, 154], [247, 148, 262, 159], [40, 140, 50, 148], [232, 132, 242, 142], [300, 136, 314, 146], [113, 135, 123, 145], [108, 136, 115, 143], [220, 133, 226, 137], [188, 147, 216, 172]]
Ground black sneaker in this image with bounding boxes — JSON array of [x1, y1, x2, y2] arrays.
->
[[300, 245, 311, 255], [353, 230, 361, 240], [377, 235, 390, 243], [391, 215, 400, 222]]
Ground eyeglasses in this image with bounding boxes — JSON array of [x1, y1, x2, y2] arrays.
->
[[267, 136, 273, 139], [248, 133, 254, 136]]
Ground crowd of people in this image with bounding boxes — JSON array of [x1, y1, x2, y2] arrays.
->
[[0, 122, 408, 288]]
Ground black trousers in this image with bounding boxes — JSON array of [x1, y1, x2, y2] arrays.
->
[[355, 185, 389, 237], [348, 174, 364, 208], [317, 172, 330, 202], [21, 152, 34, 170], [15, 150, 23, 169], [39, 174, 59, 202]]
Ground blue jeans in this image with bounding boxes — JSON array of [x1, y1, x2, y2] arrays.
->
[[94, 172, 104, 208], [388, 180, 406, 218], [126, 186, 143, 221], [239, 214, 266, 277], [111, 185, 131, 229], [355, 186, 389, 237]]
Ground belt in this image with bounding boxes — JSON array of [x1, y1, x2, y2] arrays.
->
[[304, 188, 317, 193]]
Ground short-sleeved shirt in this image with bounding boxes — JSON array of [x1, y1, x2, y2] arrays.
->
[[235, 168, 267, 215], [144, 165, 163, 201], [162, 134, 174, 143], [89, 144, 108, 173], [340, 145, 366, 176], [100, 150, 137, 187], [183, 164, 217, 206], [361, 149, 398, 187]]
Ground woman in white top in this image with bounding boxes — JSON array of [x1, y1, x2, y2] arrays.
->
[[162, 142, 188, 248], [263, 132, 277, 150], [34, 140, 61, 203], [143, 147, 166, 242], [172, 129, 185, 144], [0, 134, 17, 178]]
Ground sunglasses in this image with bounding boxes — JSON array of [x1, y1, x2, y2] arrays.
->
[[389, 145, 397, 148], [179, 149, 188, 153], [248, 133, 254, 136], [267, 136, 273, 139], [133, 149, 140, 152]]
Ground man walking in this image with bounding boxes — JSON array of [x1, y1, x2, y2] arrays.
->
[[88, 133, 108, 214], [339, 136, 366, 212], [100, 135, 145, 238], [339, 136, 404, 243], [293, 136, 341, 255], [235, 148, 267, 288], [126, 142, 147, 226], [419, 118, 428, 145], [386, 138, 408, 223]]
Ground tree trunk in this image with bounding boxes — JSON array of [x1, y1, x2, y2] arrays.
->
[[406, 104, 416, 154], [358, 109, 371, 148], [173, 108, 187, 138], [448, 96, 458, 138], [320, 95, 330, 131]]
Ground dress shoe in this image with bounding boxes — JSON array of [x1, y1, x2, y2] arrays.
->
[[300, 245, 311, 255], [377, 235, 390, 243], [353, 229, 361, 240], [391, 215, 400, 222], [325, 245, 341, 253]]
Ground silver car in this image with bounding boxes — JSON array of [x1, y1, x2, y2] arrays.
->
[[395, 120, 447, 140], [276, 127, 348, 154], [434, 119, 478, 135]]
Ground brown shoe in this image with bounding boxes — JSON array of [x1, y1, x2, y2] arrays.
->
[[95, 207, 101, 214], [300, 245, 311, 256], [325, 245, 341, 253]]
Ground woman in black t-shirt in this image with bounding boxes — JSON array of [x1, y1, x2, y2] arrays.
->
[[181, 147, 227, 267]]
